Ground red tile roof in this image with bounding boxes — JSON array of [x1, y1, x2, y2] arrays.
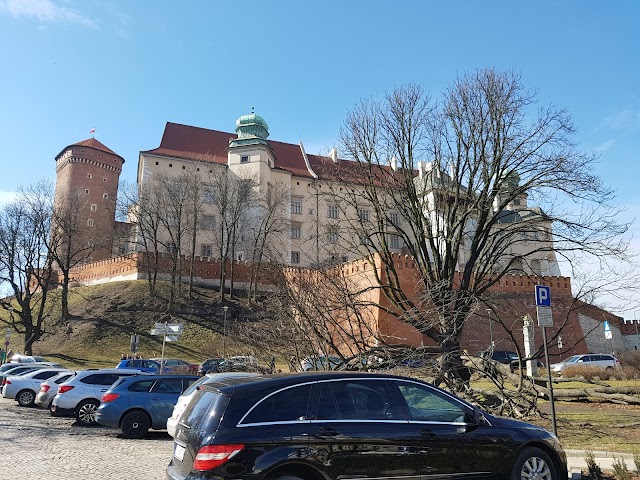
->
[[55, 138, 124, 163], [142, 122, 319, 178], [141, 122, 411, 184]]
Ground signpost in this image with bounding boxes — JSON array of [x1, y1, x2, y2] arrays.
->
[[535, 285, 557, 437], [150, 322, 183, 373], [603, 320, 613, 354]]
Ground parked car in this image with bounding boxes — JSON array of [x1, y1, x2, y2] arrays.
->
[[300, 354, 341, 371], [550, 353, 620, 375], [51, 368, 151, 426], [35, 370, 77, 411], [116, 359, 161, 373], [167, 371, 259, 438], [218, 356, 259, 373], [2, 368, 70, 406], [95, 374, 198, 438], [149, 358, 198, 374], [9, 354, 49, 364], [167, 372, 567, 480], [197, 358, 224, 376], [0, 363, 62, 385]]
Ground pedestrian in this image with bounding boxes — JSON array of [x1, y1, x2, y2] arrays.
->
[[120, 353, 126, 360], [0, 348, 6, 365], [6, 348, 14, 362]]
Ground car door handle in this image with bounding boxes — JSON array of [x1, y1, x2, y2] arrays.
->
[[419, 428, 436, 437], [317, 427, 339, 436]]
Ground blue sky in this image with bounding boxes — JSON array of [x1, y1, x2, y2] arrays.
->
[[0, 0, 639, 314]]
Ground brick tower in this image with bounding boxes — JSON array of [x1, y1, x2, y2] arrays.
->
[[54, 138, 125, 263]]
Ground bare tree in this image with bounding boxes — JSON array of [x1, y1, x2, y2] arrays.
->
[[316, 69, 634, 390], [0, 182, 56, 354], [48, 187, 108, 321], [118, 180, 163, 296], [247, 180, 291, 302]]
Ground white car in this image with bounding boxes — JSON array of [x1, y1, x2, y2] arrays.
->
[[8, 354, 49, 364], [35, 370, 77, 411], [2, 368, 70, 406], [550, 353, 620, 375], [52, 368, 150, 426], [166, 371, 258, 437]]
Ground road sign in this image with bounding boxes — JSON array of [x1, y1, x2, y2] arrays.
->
[[535, 285, 551, 307], [130, 334, 140, 353], [153, 323, 183, 334], [4, 341, 8, 347], [535, 286, 553, 327], [165, 335, 179, 342], [536, 306, 554, 327], [604, 321, 613, 340]]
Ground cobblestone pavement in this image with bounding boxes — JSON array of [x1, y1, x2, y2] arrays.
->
[[0, 396, 173, 479]]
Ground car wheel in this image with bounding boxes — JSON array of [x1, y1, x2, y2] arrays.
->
[[75, 399, 100, 426], [121, 411, 151, 439], [17, 389, 35, 407], [48, 400, 55, 413], [511, 447, 557, 480], [606, 366, 614, 371]]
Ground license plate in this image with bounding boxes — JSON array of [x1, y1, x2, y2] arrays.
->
[[174, 444, 185, 462]]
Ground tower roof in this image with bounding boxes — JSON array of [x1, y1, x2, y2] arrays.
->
[[55, 138, 124, 163], [230, 111, 270, 148]]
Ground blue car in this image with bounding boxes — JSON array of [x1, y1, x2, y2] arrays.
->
[[95, 374, 198, 438], [115, 359, 161, 373]]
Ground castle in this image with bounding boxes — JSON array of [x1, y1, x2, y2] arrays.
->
[[51, 113, 629, 359]]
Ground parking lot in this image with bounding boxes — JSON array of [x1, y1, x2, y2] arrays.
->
[[0, 396, 173, 479]]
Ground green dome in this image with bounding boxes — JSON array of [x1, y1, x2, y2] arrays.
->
[[234, 113, 269, 141]]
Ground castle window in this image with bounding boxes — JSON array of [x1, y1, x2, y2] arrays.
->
[[241, 155, 249, 163], [237, 252, 244, 261], [327, 228, 339, 243], [155, 162, 159, 165], [85, 189, 90, 194], [201, 215, 215, 231], [203, 188, 215, 204], [182, 166, 185, 169], [90, 204, 97, 212], [169, 163, 173, 168], [359, 208, 370, 222], [103, 193, 108, 199], [327, 205, 339, 219], [342, 256, 348, 263], [200, 244, 212, 257], [389, 234, 402, 249], [291, 199, 302, 215], [291, 251, 300, 264], [291, 224, 301, 239], [87, 174, 92, 179], [103, 177, 107, 183], [87, 219, 94, 227]]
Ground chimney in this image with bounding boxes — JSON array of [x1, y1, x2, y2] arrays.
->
[[329, 148, 338, 163], [390, 156, 398, 171]]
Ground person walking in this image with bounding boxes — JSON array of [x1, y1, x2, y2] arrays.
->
[[0, 348, 6, 365]]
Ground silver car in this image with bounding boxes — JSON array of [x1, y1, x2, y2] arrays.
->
[[550, 353, 620, 375], [35, 370, 77, 411]]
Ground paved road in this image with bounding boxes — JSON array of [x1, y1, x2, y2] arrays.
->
[[0, 396, 172, 479]]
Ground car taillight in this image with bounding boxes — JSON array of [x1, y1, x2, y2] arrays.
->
[[40, 385, 50, 393], [102, 393, 119, 402], [193, 444, 244, 471], [3, 380, 11, 385], [58, 385, 74, 394]]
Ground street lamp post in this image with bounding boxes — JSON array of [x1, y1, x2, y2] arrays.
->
[[486, 309, 494, 349], [222, 306, 229, 358]]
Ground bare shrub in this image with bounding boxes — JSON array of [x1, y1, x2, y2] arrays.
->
[[619, 351, 640, 374], [585, 451, 603, 480], [612, 457, 631, 480], [562, 365, 618, 380]]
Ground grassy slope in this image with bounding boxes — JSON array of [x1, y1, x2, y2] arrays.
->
[[28, 280, 251, 369]]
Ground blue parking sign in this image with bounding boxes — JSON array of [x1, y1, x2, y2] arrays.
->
[[535, 285, 551, 306]]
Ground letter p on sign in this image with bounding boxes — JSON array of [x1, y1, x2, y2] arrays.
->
[[535, 285, 551, 307]]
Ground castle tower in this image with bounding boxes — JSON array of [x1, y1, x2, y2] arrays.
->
[[54, 137, 125, 263]]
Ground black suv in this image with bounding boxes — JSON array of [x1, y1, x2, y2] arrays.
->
[[167, 372, 566, 480]]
